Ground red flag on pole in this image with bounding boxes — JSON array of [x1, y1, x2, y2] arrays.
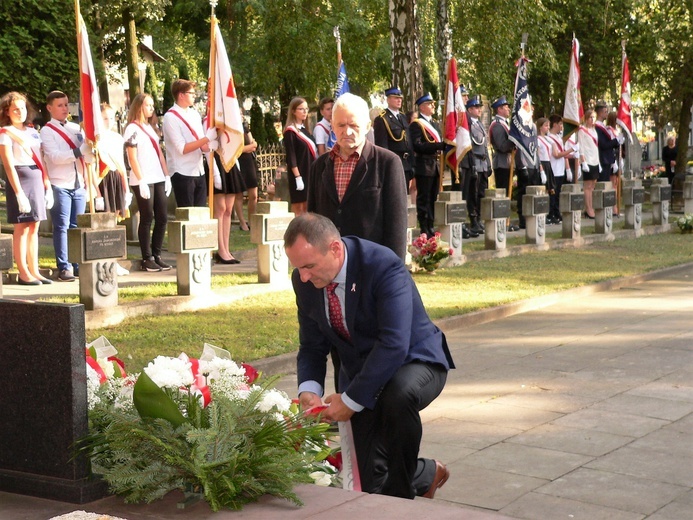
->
[[617, 47, 633, 143], [443, 58, 471, 175], [562, 37, 583, 142]]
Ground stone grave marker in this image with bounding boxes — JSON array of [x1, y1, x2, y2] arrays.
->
[[684, 179, 693, 214], [623, 179, 644, 232], [0, 235, 13, 297], [168, 207, 218, 296], [481, 188, 510, 250], [593, 181, 616, 235], [250, 201, 294, 284], [68, 213, 127, 310], [521, 186, 549, 245], [434, 191, 467, 265], [650, 178, 671, 228], [559, 183, 584, 239]]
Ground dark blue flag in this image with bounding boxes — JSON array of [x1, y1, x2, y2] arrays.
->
[[508, 56, 536, 165], [335, 61, 350, 98]]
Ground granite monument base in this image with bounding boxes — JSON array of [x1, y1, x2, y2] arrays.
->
[[0, 300, 108, 503]]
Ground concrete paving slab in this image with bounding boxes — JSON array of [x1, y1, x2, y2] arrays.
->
[[534, 467, 687, 515], [459, 442, 593, 480], [435, 463, 547, 511], [422, 417, 521, 450], [550, 408, 669, 437], [591, 393, 693, 421], [626, 372, 693, 403], [500, 492, 645, 520], [629, 426, 693, 458], [507, 423, 634, 457], [585, 446, 693, 487], [441, 401, 563, 431], [487, 389, 595, 414]]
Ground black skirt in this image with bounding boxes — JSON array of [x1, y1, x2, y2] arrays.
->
[[100, 170, 128, 216], [212, 154, 246, 195]]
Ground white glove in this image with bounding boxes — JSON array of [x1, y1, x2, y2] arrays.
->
[[566, 168, 573, 183], [620, 158, 624, 171], [295, 176, 305, 191], [581, 162, 589, 173], [598, 164, 602, 173], [94, 197, 105, 211], [206, 127, 218, 141], [617, 134, 625, 145], [17, 191, 31, 214], [540, 170, 547, 184], [139, 182, 150, 200], [612, 162, 619, 174], [164, 176, 172, 197], [208, 139, 219, 151], [44, 188, 54, 210], [79, 142, 91, 156], [125, 191, 133, 207], [214, 172, 222, 190]]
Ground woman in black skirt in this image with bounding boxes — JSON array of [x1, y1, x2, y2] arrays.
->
[[98, 103, 131, 219], [210, 153, 242, 264], [235, 118, 259, 231], [0, 92, 51, 285], [283, 97, 316, 216]]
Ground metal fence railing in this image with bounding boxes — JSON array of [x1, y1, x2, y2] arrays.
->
[[255, 143, 285, 195]]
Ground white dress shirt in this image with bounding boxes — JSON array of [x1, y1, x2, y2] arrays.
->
[[162, 104, 205, 177], [40, 118, 86, 189]]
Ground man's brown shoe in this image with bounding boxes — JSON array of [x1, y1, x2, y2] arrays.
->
[[422, 460, 449, 499]]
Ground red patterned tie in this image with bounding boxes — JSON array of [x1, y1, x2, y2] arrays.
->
[[326, 282, 351, 341]]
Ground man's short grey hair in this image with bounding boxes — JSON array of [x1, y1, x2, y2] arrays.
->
[[284, 213, 341, 253], [333, 93, 370, 126]]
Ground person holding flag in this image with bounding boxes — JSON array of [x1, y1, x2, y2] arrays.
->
[[411, 93, 446, 237], [163, 79, 217, 208], [463, 95, 489, 236]]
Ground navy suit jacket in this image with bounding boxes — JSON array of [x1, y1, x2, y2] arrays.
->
[[294, 236, 455, 410]]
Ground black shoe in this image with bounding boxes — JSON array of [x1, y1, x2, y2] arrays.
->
[[462, 226, 471, 239], [466, 224, 479, 238], [470, 219, 484, 235], [37, 276, 53, 285], [239, 225, 250, 232], [57, 269, 76, 282], [141, 258, 162, 272], [154, 256, 172, 271], [215, 253, 241, 265], [508, 224, 520, 232], [18, 277, 41, 286]]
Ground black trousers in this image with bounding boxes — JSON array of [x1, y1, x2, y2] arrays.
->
[[171, 172, 207, 208], [350, 362, 447, 499], [494, 167, 511, 195], [550, 175, 565, 219], [134, 182, 168, 259], [415, 174, 439, 234]]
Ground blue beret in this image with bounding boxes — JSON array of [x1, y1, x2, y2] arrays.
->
[[415, 93, 435, 106], [385, 86, 403, 97], [466, 95, 482, 108], [491, 96, 509, 109]]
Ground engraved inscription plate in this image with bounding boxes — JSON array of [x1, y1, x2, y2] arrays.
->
[[446, 203, 467, 224], [570, 194, 585, 212], [264, 216, 294, 242], [659, 186, 672, 201], [0, 236, 13, 270], [407, 206, 417, 228], [183, 222, 218, 250], [84, 229, 126, 261], [632, 188, 645, 204], [533, 196, 550, 215], [491, 199, 511, 219], [603, 191, 617, 207]]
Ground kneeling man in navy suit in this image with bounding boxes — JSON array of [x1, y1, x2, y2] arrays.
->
[[284, 213, 455, 499]]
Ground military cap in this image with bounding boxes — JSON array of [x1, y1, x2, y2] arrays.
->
[[466, 95, 483, 108], [415, 93, 435, 106], [491, 96, 509, 109], [385, 86, 403, 97]]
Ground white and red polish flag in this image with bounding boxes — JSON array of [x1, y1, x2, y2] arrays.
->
[[617, 48, 633, 143], [562, 37, 583, 142], [77, 11, 104, 145], [443, 58, 471, 176], [208, 17, 244, 172]]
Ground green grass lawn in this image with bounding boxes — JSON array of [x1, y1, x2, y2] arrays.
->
[[87, 231, 692, 372]]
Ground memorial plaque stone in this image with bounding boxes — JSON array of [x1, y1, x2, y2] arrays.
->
[[264, 216, 295, 242], [83, 229, 127, 261], [632, 188, 644, 204], [0, 236, 12, 270], [603, 191, 616, 207], [533, 196, 550, 215], [492, 199, 511, 219], [569, 194, 584, 212], [183, 222, 218, 251], [407, 205, 417, 229]]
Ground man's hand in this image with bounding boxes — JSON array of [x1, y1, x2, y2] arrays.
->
[[324, 393, 355, 422], [299, 391, 323, 411]]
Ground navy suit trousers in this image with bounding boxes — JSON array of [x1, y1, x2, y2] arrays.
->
[[350, 361, 447, 499]]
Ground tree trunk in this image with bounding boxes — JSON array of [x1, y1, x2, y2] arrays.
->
[[675, 92, 692, 175], [123, 9, 140, 99], [389, 0, 423, 112], [435, 0, 451, 98]]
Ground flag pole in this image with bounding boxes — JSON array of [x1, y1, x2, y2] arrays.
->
[[440, 59, 450, 193], [208, 0, 218, 220], [617, 39, 627, 213], [75, 0, 95, 214], [333, 26, 342, 69], [507, 34, 527, 221]]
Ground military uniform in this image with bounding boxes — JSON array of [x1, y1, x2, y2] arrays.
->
[[464, 95, 490, 234], [489, 96, 520, 231], [373, 87, 414, 184], [411, 94, 446, 236]]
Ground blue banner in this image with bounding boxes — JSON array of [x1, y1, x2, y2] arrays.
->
[[508, 56, 537, 165], [335, 61, 350, 98]]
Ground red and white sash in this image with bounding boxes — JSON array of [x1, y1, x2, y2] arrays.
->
[[132, 122, 163, 157], [0, 126, 46, 181], [538, 136, 552, 159], [45, 122, 87, 173], [415, 117, 441, 142], [579, 126, 598, 147], [167, 107, 201, 140], [285, 125, 317, 158]]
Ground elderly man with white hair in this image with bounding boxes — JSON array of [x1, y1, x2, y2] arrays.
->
[[307, 93, 408, 260]]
